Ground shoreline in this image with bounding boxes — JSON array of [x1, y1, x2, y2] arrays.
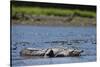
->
[[11, 22, 96, 28], [11, 15, 96, 27]]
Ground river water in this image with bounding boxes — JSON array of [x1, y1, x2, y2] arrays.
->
[[11, 25, 96, 66]]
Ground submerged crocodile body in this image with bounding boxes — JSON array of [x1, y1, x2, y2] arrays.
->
[[20, 48, 84, 58]]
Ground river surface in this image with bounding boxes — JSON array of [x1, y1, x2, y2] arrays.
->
[[11, 25, 96, 66]]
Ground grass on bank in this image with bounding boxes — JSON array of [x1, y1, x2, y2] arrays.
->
[[12, 6, 96, 18]]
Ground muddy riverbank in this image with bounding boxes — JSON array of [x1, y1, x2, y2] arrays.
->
[[11, 14, 96, 26]]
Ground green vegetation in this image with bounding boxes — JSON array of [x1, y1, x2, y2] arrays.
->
[[11, 5, 96, 26], [12, 6, 96, 18]]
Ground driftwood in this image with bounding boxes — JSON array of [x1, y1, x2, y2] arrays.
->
[[20, 48, 84, 58]]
